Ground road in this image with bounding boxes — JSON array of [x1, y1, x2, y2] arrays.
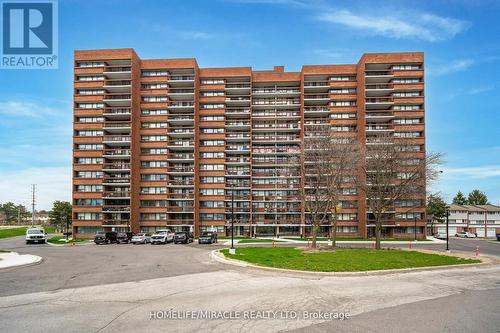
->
[[0, 236, 499, 332]]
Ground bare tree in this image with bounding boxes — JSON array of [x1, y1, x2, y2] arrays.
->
[[358, 133, 442, 249], [300, 125, 360, 248]]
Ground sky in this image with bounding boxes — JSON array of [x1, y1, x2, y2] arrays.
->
[[0, 0, 499, 209]]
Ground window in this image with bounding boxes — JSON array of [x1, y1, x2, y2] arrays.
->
[[141, 161, 167, 168], [76, 157, 103, 164], [140, 213, 167, 220], [77, 75, 105, 81], [77, 61, 104, 68], [77, 117, 104, 123], [200, 91, 224, 97], [141, 187, 167, 194], [200, 176, 225, 183], [200, 188, 225, 196], [393, 105, 421, 111], [75, 199, 103, 206], [142, 96, 168, 102], [395, 200, 422, 207], [392, 91, 421, 97], [77, 103, 104, 109], [330, 88, 356, 94], [396, 145, 422, 152], [200, 201, 224, 208], [76, 130, 103, 137], [337, 213, 358, 221], [76, 185, 103, 192], [392, 78, 420, 84], [141, 122, 168, 128], [141, 148, 168, 155], [330, 76, 356, 81], [141, 200, 167, 207], [336, 226, 358, 233], [76, 171, 103, 178], [201, 128, 224, 134], [142, 70, 169, 77], [141, 109, 168, 115], [76, 144, 103, 150], [200, 213, 225, 220], [200, 152, 224, 158], [77, 89, 105, 95], [392, 64, 421, 70], [201, 79, 225, 84], [200, 164, 224, 171], [200, 140, 224, 146], [141, 135, 167, 141], [142, 83, 168, 90], [393, 118, 421, 124], [395, 212, 422, 220], [394, 131, 422, 138], [201, 103, 225, 109], [76, 212, 102, 220], [331, 101, 356, 107], [141, 174, 167, 181], [200, 115, 224, 121], [331, 126, 356, 132], [331, 113, 356, 119], [339, 188, 357, 195]]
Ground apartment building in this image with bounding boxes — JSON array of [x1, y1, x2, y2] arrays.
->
[[73, 48, 426, 239], [434, 204, 500, 237]]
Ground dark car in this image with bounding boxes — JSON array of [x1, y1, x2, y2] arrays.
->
[[94, 231, 117, 245], [497, 233, 500, 241], [116, 232, 133, 244], [198, 231, 217, 244], [174, 232, 194, 244]]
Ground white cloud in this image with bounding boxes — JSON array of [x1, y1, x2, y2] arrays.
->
[[180, 31, 215, 40], [444, 166, 500, 179], [466, 85, 495, 95], [428, 59, 475, 76], [317, 9, 469, 42], [0, 101, 60, 118], [0, 167, 71, 210]]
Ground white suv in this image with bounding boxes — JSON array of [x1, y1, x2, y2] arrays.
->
[[150, 230, 174, 245], [26, 228, 47, 244]]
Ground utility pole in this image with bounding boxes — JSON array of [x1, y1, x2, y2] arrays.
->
[[31, 184, 36, 227]]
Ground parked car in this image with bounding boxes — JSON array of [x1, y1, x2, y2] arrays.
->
[[116, 232, 133, 244], [434, 232, 447, 239], [198, 231, 218, 244], [25, 228, 46, 244], [497, 233, 500, 241], [174, 232, 194, 244], [455, 232, 476, 238], [150, 230, 174, 245], [131, 233, 151, 244], [94, 231, 118, 244]]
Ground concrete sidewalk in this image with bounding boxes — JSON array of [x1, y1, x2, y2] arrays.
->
[[0, 251, 42, 269]]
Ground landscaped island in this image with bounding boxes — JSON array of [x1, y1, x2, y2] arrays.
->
[[220, 247, 480, 272]]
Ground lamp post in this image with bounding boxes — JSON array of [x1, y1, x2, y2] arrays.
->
[[64, 215, 69, 241], [445, 206, 450, 251], [231, 183, 235, 251]]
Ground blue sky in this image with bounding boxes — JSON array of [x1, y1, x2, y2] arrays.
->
[[0, 0, 499, 209]]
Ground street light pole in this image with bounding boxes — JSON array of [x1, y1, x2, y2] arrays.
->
[[65, 215, 69, 241], [231, 184, 235, 250], [445, 206, 450, 251]]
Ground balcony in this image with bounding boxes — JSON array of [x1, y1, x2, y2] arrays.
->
[[169, 75, 195, 82], [103, 122, 131, 133], [225, 157, 250, 164], [304, 106, 330, 115], [365, 70, 394, 83], [102, 206, 130, 213], [102, 176, 130, 185], [167, 128, 194, 138], [103, 135, 131, 146], [226, 108, 250, 117], [225, 145, 250, 154], [166, 167, 194, 174], [168, 115, 194, 124], [252, 98, 300, 109], [102, 163, 131, 171], [225, 121, 250, 130], [167, 153, 194, 162], [168, 101, 195, 110], [365, 124, 394, 133], [365, 97, 394, 110], [102, 219, 130, 226], [167, 141, 194, 150], [226, 96, 251, 105], [225, 133, 250, 142], [103, 94, 131, 107], [103, 108, 131, 119], [103, 149, 131, 159], [225, 83, 251, 92], [104, 80, 131, 93], [304, 81, 329, 91], [167, 180, 194, 187], [365, 84, 394, 97], [168, 89, 195, 99], [365, 112, 395, 122], [103, 67, 131, 79], [102, 191, 130, 199], [252, 88, 300, 96]]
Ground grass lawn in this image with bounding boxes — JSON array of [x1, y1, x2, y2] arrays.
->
[[220, 247, 480, 272], [0, 227, 27, 239], [284, 237, 431, 242], [238, 238, 285, 244], [47, 236, 88, 244], [218, 236, 251, 240]]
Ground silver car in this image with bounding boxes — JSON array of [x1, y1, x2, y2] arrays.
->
[[131, 233, 151, 244]]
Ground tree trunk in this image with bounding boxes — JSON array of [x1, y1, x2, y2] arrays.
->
[[311, 221, 319, 248], [375, 214, 382, 250], [331, 211, 337, 248]]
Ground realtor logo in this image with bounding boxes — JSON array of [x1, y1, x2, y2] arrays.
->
[[1, 0, 58, 69]]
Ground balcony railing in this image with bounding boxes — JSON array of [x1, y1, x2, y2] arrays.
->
[[102, 163, 131, 169], [102, 219, 130, 225], [103, 135, 131, 142], [103, 191, 130, 198]]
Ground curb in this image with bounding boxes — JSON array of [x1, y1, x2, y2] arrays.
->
[[210, 248, 497, 277], [0, 252, 43, 270]]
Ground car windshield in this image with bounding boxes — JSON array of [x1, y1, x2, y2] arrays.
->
[[156, 231, 167, 234], [96, 231, 105, 235], [135, 233, 145, 237], [27, 229, 43, 234], [201, 232, 213, 237], [175, 232, 185, 235]]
